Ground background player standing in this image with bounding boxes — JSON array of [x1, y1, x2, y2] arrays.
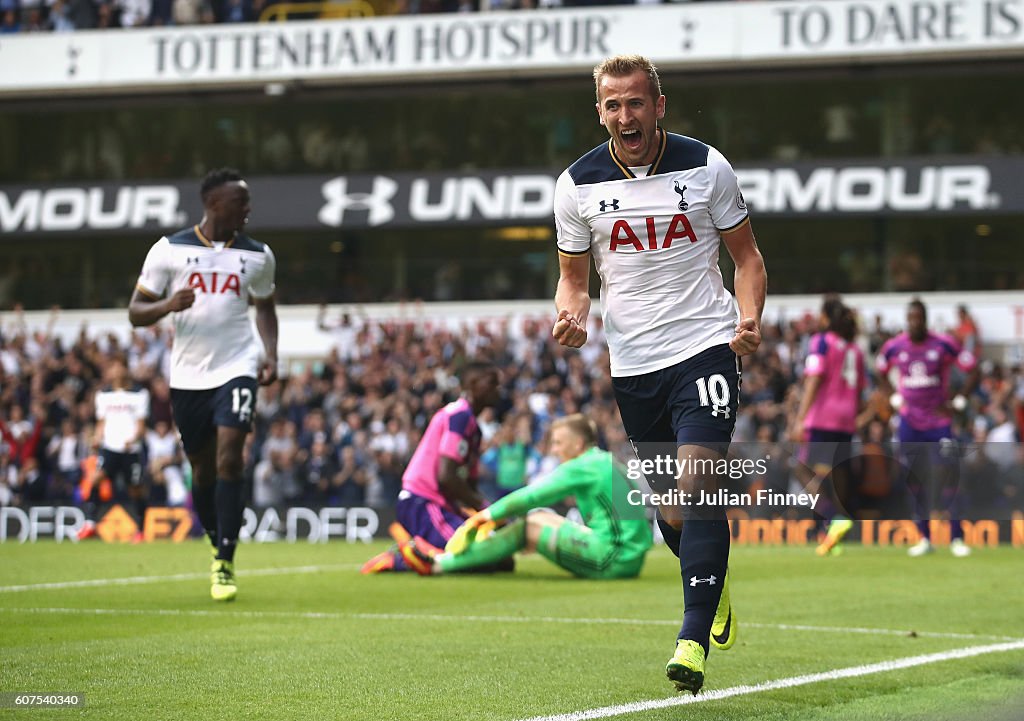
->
[[790, 295, 866, 556], [128, 168, 278, 601], [877, 299, 976, 557], [77, 359, 150, 542], [552, 54, 766, 694]]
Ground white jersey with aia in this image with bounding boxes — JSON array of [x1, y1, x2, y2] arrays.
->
[[136, 226, 276, 390], [554, 131, 748, 377], [96, 386, 150, 453]]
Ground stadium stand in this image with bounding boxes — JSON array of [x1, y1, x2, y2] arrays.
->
[[0, 306, 1020, 522]]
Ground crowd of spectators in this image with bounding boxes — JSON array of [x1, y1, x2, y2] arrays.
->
[[0, 0, 257, 32], [1, 304, 1022, 522], [0, 0, 701, 33]]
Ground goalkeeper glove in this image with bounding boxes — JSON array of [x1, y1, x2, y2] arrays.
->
[[445, 509, 493, 555]]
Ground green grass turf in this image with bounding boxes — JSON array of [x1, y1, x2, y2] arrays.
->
[[1, 541, 1022, 721]]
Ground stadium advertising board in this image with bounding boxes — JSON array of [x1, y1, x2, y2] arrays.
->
[[0, 505, 381, 543], [0, 0, 1021, 96], [3, 505, 1022, 547], [1, 157, 1020, 235]]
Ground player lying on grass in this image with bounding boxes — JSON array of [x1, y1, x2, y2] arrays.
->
[[399, 414, 654, 579]]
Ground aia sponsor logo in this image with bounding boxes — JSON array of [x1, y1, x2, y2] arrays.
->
[[609, 214, 697, 252], [187, 271, 241, 296]]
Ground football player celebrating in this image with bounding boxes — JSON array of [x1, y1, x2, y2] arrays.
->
[[129, 168, 278, 601], [552, 55, 766, 694]]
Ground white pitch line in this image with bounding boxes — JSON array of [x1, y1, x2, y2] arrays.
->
[[0, 606, 1019, 644], [0, 564, 360, 593], [513, 639, 1024, 721], [743, 621, 1006, 642]]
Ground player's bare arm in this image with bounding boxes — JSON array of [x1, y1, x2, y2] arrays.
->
[[132, 418, 146, 448], [553, 252, 591, 348], [952, 366, 980, 408], [854, 391, 875, 430], [437, 456, 485, 514], [722, 221, 766, 357], [92, 419, 105, 452], [254, 295, 279, 386], [128, 286, 195, 328], [790, 374, 823, 442], [875, 367, 895, 403]]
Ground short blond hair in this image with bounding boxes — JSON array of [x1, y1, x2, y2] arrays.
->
[[550, 413, 599, 448], [593, 54, 662, 103]]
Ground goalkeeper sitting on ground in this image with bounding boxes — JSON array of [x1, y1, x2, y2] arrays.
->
[[400, 413, 653, 578]]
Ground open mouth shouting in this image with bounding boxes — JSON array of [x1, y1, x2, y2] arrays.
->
[[620, 128, 643, 153]]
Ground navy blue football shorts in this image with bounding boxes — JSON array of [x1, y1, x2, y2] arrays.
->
[[98, 448, 143, 488], [612, 344, 741, 490], [171, 376, 258, 456]]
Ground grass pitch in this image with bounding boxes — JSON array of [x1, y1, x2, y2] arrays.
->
[[1, 541, 1022, 721]]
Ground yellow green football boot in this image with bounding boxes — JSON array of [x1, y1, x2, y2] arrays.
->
[[666, 639, 705, 695], [210, 559, 237, 602], [816, 518, 854, 557], [710, 569, 737, 650]]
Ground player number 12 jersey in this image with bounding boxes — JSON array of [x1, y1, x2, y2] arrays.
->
[[136, 226, 276, 391]]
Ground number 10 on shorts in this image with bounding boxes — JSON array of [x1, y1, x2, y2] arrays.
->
[[695, 374, 731, 419]]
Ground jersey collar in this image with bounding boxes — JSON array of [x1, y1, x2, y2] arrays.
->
[[607, 127, 668, 180], [194, 224, 236, 249]]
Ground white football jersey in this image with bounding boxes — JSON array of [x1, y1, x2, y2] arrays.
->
[[554, 132, 748, 377], [96, 386, 149, 453], [136, 226, 276, 390]]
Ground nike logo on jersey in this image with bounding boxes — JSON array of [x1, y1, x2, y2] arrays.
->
[[599, 199, 620, 212]]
